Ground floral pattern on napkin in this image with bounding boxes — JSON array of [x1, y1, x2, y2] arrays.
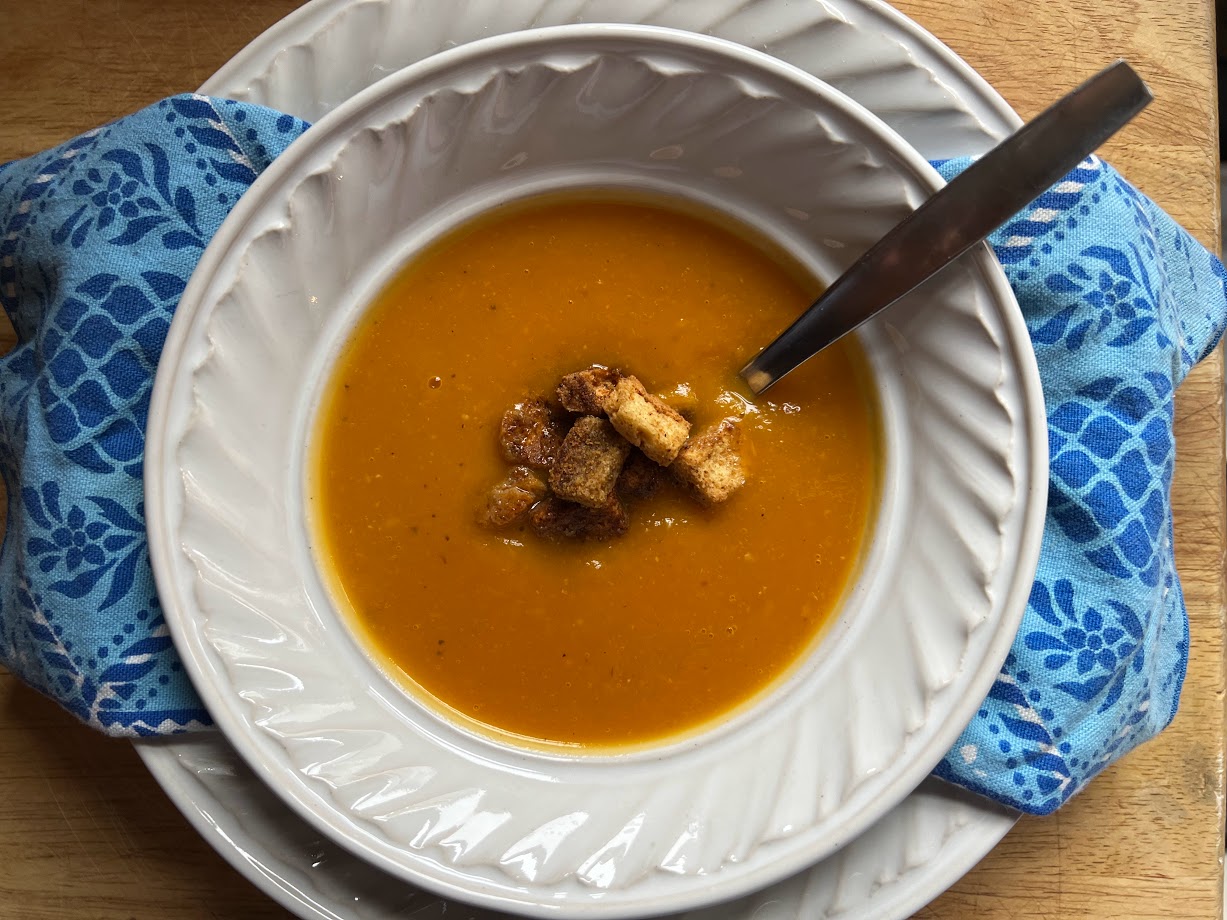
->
[[0, 96, 309, 734], [931, 156, 1225, 812]]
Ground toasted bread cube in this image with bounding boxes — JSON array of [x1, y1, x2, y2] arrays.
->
[[655, 383, 700, 421], [672, 419, 746, 504], [616, 449, 665, 502], [499, 398, 566, 470], [558, 366, 622, 415], [606, 376, 691, 466], [549, 416, 632, 508], [528, 495, 629, 541], [481, 466, 547, 528]]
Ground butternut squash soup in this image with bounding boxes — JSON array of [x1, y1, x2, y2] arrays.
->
[[310, 196, 879, 750]]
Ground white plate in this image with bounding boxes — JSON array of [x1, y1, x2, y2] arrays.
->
[[136, 1, 1028, 918], [146, 22, 1043, 918], [142, 734, 1016, 920]]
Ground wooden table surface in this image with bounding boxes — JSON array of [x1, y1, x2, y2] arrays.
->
[[1, 1, 1223, 918]]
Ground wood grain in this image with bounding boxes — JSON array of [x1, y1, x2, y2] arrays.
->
[[0, 1, 1221, 918]]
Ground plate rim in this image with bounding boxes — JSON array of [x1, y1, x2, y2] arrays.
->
[[137, 734, 1020, 920]]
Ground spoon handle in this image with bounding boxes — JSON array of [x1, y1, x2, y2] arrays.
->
[[740, 60, 1153, 395]]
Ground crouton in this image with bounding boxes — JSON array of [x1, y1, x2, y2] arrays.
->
[[481, 466, 546, 528], [557, 366, 621, 414], [499, 398, 566, 470], [656, 383, 700, 421], [606, 376, 691, 466], [528, 495, 629, 541], [672, 419, 746, 503], [549, 416, 631, 508], [616, 449, 665, 502]]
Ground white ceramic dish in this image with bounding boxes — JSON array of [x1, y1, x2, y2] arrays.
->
[[142, 734, 1017, 920], [136, 1, 1032, 918], [201, 0, 1021, 159], [147, 23, 1044, 919]]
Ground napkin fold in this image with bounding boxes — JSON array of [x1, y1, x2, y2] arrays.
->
[[0, 99, 1221, 812]]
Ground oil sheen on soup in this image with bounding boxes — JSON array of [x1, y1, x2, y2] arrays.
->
[[310, 196, 879, 750]]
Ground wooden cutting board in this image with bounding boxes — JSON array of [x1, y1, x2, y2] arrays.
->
[[0, 1, 1222, 917]]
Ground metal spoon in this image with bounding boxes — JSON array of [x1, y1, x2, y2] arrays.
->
[[739, 60, 1153, 395]]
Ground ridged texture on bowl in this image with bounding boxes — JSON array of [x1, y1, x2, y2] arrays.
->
[[140, 735, 1017, 920], [153, 31, 1041, 917], [201, 0, 1019, 159]]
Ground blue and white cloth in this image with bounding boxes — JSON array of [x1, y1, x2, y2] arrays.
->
[[0, 96, 309, 734], [0, 101, 1221, 812], [931, 155, 1225, 812]]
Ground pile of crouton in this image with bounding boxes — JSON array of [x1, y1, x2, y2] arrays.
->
[[482, 366, 746, 541]]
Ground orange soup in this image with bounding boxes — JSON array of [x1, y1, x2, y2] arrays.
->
[[310, 196, 879, 749]]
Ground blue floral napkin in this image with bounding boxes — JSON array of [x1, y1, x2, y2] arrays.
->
[[929, 155, 1225, 812], [0, 96, 309, 734], [0, 100, 1222, 814]]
